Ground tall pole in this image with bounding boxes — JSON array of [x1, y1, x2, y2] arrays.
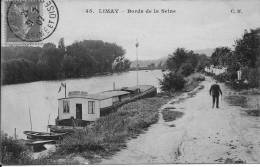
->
[[29, 107, 32, 131], [136, 39, 139, 87], [136, 39, 139, 113], [14, 128, 17, 140], [257, 64, 259, 110], [47, 113, 51, 132], [65, 83, 67, 98]]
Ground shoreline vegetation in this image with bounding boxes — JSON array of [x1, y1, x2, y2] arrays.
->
[[0, 72, 205, 165], [55, 96, 170, 164], [1, 96, 171, 165], [207, 28, 260, 90], [2, 39, 131, 85]]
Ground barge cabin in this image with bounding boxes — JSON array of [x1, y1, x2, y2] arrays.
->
[[56, 90, 131, 126]]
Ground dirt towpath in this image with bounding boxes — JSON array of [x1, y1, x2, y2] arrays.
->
[[99, 77, 260, 164]]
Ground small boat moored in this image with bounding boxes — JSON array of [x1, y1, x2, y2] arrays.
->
[[23, 131, 68, 141], [26, 140, 56, 152]]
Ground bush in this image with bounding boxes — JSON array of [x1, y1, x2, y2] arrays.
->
[[220, 67, 259, 89], [159, 72, 186, 92], [180, 63, 194, 76], [1, 132, 31, 165], [184, 73, 204, 91], [213, 73, 230, 83], [247, 68, 259, 88]]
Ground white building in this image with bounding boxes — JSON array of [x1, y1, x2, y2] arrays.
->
[[57, 90, 131, 124], [204, 66, 227, 75]]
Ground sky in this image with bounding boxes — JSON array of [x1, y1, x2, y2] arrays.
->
[[46, 0, 260, 60]]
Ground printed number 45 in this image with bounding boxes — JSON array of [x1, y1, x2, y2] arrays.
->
[[85, 9, 94, 13]]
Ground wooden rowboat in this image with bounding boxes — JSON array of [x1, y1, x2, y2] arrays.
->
[[26, 140, 56, 152], [23, 131, 68, 140]]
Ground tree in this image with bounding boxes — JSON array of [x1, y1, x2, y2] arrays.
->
[[233, 28, 260, 87], [1, 39, 128, 84], [234, 29, 260, 68], [196, 54, 210, 72], [61, 55, 77, 78], [42, 43, 56, 49], [166, 48, 188, 72], [66, 40, 127, 75], [112, 56, 131, 72], [58, 38, 65, 50], [2, 59, 39, 84], [166, 48, 208, 75], [159, 72, 185, 92], [209, 28, 260, 88], [180, 63, 194, 76], [211, 47, 232, 66], [123, 59, 131, 70], [2, 46, 42, 63], [38, 47, 64, 79]]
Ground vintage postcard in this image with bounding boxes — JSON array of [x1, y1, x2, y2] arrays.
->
[[1, 0, 260, 165]]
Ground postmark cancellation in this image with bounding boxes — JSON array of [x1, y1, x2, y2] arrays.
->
[[2, 0, 59, 45]]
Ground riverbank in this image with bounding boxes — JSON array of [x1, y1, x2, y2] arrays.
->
[[1, 72, 204, 165], [36, 74, 205, 164], [1, 95, 170, 165], [0, 96, 171, 165], [29, 96, 171, 164]]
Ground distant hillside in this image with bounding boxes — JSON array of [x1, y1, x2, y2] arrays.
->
[[193, 48, 214, 57], [130, 57, 167, 68], [130, 48, 214, 68]]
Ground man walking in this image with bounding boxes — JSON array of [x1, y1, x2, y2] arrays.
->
[[209, 81, 222, 108]]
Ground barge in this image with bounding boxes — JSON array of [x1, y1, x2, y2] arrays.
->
[[50, 85, 157, 131]]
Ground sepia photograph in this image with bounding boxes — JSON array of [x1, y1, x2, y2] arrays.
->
[[1, 0, 260, 165]]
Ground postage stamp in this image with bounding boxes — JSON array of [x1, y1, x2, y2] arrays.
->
[[3, 0, 59, 43]]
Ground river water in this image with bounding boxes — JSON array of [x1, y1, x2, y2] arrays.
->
[[1, 70, 163, 139]]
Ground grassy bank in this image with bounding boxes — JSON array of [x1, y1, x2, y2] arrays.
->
[[52, 96, 170, 163], [1, 96, 170, 165], [1, 132, 32, 165], [184, 73, 205, 92]]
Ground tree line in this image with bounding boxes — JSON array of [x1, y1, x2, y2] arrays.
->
[[166, 48, 210, 76], [210, 28, 260, 88], [160, 48, 210, 92], [2, 39, 131, 85]]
